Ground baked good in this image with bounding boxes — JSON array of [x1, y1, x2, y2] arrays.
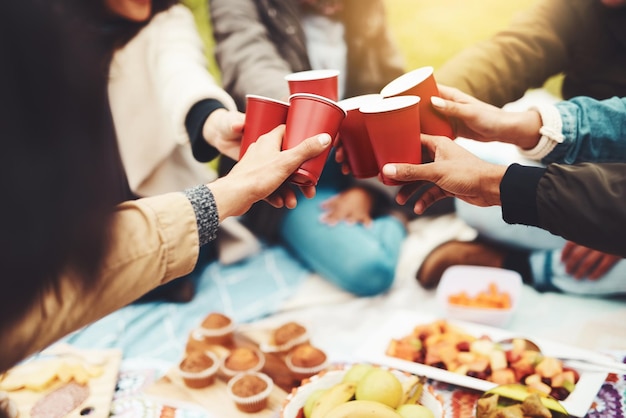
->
[[285, 344, 328, 380], [202, 312, 231, 329], [185, 328, 214, 354], [227, 372, 274, 413], [274, 322, 307, 346], [198, 312, 235, 345], [265, 321, 309, 353], [178, 351, 219, 389], [221, 347, 265, 377]]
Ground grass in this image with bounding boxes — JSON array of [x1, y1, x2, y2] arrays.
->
[[383, 0, 563, 97]]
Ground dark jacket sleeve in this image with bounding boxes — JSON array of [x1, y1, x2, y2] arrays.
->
[[501, 162, 626, 257], [185, 99, 226, 162]]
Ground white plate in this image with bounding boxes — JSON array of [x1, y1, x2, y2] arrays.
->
[[355, 310, 608, 417]]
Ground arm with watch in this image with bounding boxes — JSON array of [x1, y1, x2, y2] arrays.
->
[[431, 85, 626, 164], [390, 87, 626, 258]]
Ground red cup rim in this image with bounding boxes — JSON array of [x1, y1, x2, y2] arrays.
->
[[359, 95, 421, 114], [380, 66, 434, 97], [284, 69, 340, 82], [246, 94, 290, 107], [288, 93, 347, 116], [338, 94, 383, 112]]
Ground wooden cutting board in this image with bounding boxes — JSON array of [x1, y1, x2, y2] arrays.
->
[[0, 345, 122, 418], [144, 328, 307, 416]]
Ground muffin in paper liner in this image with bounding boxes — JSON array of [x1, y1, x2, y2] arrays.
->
[[177, 350, 220, 389], [260, 329, 310, 354], [221, 347, 266, 378], [227, 371, 274, 413], [285, 345, 329, 381], [197, 313, 236, 345]]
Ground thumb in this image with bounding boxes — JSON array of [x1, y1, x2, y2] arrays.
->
[[284, 133, 332, 166], [227, 111, 245, 133], [430, 96, 467, 119], [382, 162, 436, 184]]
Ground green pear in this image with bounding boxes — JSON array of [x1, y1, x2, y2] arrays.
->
[[355, 368, 403, 409], [396, 404, 435, 418], [342, 363, 375, 384]]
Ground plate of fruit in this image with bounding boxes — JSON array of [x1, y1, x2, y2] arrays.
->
[[280, 363, 443, 418], [476, 384, 570, 418], [355, 310, 609, 417]]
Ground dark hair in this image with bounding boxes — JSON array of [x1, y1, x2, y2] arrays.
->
[[71, 0, 178, 57], [0, 1, 121, 326]]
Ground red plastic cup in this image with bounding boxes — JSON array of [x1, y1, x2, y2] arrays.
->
[[359, 95, 422, 186], [337, 94, 383, 179], [240, 94, 290, 159], [380, 66, 454, 139], [284, 69, 340, 101], [283, 93, 346, 186]]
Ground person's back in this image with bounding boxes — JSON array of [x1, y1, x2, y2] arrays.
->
[[436, 0, 626, 106]]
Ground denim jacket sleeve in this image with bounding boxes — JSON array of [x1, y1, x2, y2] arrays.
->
[[542, 96, 626, 164]]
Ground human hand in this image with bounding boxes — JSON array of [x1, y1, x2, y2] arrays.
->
[[207, 125, 332, 221], [432, 85, 542, 149], [381, 134, 507, 214], [320, 187, 374, 226], [202, 108, 246, 161], [333, 137, 352, 175], [561, 241, 621, 280]]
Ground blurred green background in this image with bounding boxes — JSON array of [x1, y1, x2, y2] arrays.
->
[[382, 0, 562, 96]]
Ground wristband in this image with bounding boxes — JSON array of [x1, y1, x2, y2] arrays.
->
[[518, 104, 564, 161]]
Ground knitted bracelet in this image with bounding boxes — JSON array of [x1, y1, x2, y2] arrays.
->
[[518, 104, 565, 161]]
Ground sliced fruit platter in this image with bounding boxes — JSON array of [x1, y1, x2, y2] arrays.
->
[[355, 310, 608, 417], [280, 363, 444, 418], [385, 319, 577, 401]]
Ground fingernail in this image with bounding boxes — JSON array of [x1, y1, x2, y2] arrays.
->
[[318, 133, 331, 145], [431, 96, 446, 108], [382, 164, 396, 176]]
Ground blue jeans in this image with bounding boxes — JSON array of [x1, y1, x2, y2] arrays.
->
[[278, 155, 406, 296]]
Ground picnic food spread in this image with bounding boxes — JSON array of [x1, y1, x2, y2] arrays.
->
[[386, 320, 579, 401], [296, 364, 435, 418]]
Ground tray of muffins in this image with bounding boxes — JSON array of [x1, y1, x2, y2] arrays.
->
[[144, 312, 329, 416]]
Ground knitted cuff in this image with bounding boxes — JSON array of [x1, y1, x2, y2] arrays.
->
[[183, 185, 220, 246], [518, 104, 564, 161]]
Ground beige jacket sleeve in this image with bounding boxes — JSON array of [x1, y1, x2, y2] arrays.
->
[[1, 192, 199, 371], [436, 0, 574, 107]]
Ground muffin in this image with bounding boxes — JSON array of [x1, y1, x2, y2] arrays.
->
[[198, 312, 235, 345], [263, 321, 309, 353], [285, 344, 328, 380], [185, 328, 214, 354], [178, 350, 220, 389], [227, 372, 274, 413], [221, 347, 265, 378]]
